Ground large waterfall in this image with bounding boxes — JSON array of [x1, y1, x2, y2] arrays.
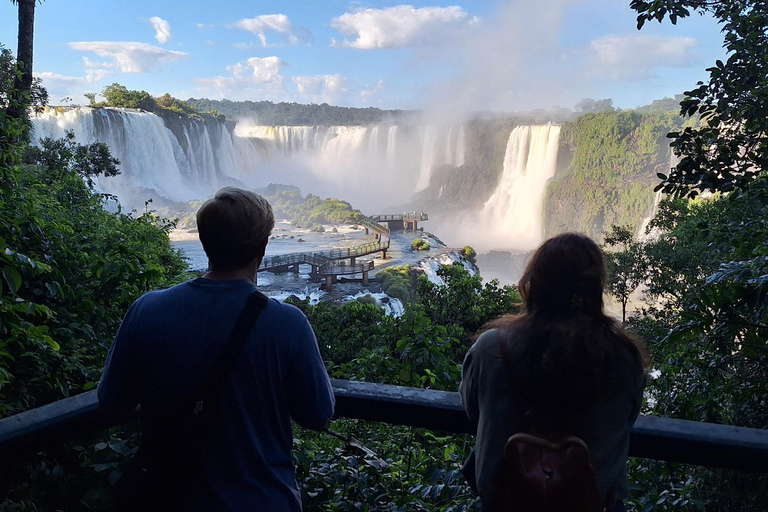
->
[[33, 107, 474, 213], [30, 108, 467, 212], [31, 108, 567, 255], [445, 125, 561, 252]]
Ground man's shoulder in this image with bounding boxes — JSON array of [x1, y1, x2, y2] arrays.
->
[[261, 298, 310, 328]]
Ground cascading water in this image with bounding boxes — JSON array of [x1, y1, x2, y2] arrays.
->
[[31, 107, 470, 212], [474, 124, 561, 250]]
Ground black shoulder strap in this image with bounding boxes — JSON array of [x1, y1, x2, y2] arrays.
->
[[201, 290, 269, 396]]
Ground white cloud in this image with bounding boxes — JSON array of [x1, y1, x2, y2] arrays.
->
[[232, 14, 312, 47], [588, 34, 698, 80], [38, 70, 113, 86], [194, 57, 349, 103], [68, 41, 189, 73], [360, 79, 385, 102], [292, 75, 347, 96], [36, 70, 115, 104], [195, 56, 288, 99], [330, 5, 479, 49], [227, 56, 285, 83], [149, 16, 172, 44]]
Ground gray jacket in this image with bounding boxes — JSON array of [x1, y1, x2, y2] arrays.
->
[[459, 328, 644, 509]]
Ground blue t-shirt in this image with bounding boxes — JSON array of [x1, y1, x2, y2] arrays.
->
[[98, 277, 335, 511]]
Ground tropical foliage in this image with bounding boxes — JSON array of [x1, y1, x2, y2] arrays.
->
[[183, 97, 412, 125], [631, 0, 768, 197], [548, 109, 690, 239], [266, 188, 366, 227]]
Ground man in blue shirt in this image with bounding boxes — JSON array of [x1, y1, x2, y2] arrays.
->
[[99, 187, 335, 511]]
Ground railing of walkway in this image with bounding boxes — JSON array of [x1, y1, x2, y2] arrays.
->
[[259, 252, 330, 271], [361, 216, 391, 238], [371, 213, 427, 223], [260, 246, 384, 275], [258, 218, 389, 276], [323, 259, 375, 275], [2, 380, 768, 472]]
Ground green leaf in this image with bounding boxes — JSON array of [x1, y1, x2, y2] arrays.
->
[[2, 266, 22, 294]]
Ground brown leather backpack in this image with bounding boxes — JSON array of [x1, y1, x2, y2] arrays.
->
[[500, 432, 603, 512], [496, 336, 605, 512]]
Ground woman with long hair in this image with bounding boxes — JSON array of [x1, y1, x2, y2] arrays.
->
[[460, 233, 649, 512]]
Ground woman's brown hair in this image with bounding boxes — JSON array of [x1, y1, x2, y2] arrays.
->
[[484, 233, 649, 419]]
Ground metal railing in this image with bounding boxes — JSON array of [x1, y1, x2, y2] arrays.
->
[[370, 212, 428, 223], [258, 216, 390, 278], [2, 380, 768, 472]]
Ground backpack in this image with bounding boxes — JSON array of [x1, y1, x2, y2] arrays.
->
[[500, 432, 603, 512], [495, 335, 605, 512]]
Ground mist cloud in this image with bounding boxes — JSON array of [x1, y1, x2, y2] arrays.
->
[[330, 5, 479, 49]]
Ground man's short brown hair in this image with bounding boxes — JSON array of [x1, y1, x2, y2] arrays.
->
[[196, 187, 275, 271]]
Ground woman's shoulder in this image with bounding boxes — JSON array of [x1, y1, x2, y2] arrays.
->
[[469, 326, 529, 361]]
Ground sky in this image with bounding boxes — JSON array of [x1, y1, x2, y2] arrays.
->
[[0, 0, 728, 113]]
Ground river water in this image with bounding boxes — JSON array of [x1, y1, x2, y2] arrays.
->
[[171, 221, 467, 314]]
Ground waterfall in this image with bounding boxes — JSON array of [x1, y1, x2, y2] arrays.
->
[[478, 125, 561, 249], [416, 124, 439, 191], [455, 125, 466, 167], [386, 125, 398, 170], [30, 108, 469, 212]]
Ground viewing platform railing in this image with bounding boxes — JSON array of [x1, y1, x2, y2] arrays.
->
[[371, 213, 428, 223], [2, 380, 768, 473], [361, 216, 391, 238], [257, 217, 390, 278]]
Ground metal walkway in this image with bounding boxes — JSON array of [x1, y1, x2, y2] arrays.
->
[[258, 215, 391, 279]]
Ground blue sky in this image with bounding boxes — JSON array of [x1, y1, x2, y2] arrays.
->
[[0, 0, 727, 112]]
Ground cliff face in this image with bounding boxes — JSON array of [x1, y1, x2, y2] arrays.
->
[[543, 111, 684, 240], [411, 118, 514, 214]]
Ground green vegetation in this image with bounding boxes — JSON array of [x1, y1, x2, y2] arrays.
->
[[632, 1, 768, 197], [0, 60, 188, 418], [378, 265, 417, 303], [601, 182, 768, 510], [266, 188, 366, 228], [462, 246, 477, 265], [603, 225, 646, 324], [92, 83, 224, 122], [412, 238, 431, 250], [183, 97, 412, 125], [546, 110, 689, 239]]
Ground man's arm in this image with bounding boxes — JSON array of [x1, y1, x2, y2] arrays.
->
[[97, 301, 141, 414], [285, 317, 335, 430]]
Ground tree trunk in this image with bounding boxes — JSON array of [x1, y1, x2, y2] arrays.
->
[[7, 0, 36, 122]]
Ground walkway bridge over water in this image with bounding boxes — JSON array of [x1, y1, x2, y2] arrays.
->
[[258, 215, 394, 287], [369, 211, 428, 232]]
